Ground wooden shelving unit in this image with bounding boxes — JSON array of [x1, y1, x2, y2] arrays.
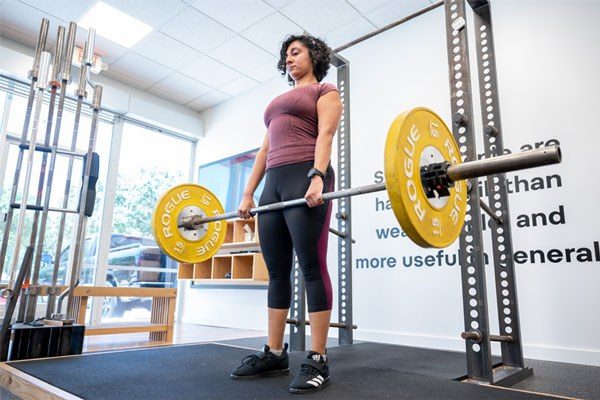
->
[[177, 219, 268, 283]]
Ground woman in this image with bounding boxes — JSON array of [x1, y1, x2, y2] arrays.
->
[[230, 34, 342, 394]]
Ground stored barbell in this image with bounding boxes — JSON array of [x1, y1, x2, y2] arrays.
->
[[151, 107, 561, 263]]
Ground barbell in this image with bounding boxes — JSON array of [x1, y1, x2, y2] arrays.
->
[[151, 107, 561, 263]]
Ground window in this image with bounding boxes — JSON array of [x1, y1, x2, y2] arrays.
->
[[105, 121, 194, 322], [198, 149, 265, 212], [0, 74, 198, 324], [0, 76, 113, 325]]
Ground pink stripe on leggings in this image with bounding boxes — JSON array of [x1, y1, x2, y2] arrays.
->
[[316, 179, 334, 310]]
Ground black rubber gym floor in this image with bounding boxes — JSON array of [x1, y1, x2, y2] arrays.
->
[[7, 342, 565, 400]]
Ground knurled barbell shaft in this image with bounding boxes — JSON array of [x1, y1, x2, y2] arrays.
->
[[181, 145, 561, 228]]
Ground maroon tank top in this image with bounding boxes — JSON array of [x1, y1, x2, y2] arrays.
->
[[264, 82, 338, 170]]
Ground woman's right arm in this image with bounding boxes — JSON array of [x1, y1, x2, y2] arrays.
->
[[238, 132, 269, 218]]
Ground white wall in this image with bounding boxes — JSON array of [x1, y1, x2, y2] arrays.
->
[[183, 0, 600, 366], [0, 36, 204, 137]]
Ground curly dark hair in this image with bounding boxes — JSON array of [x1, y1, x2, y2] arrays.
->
[[277, 34, 332, 86]]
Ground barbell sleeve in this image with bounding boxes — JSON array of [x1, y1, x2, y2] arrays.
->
[[446, 145, 561, 182], [182, 145, 561, 228]]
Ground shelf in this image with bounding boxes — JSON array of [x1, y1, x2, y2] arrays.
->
[[212, 256, 232, 279], [233, 219, 258, 243], [221, 241, 260, 252], [225, 221, 234, 243], [177, 218, 266, 284], [178, 263, 193, 279], [193, 259, 212, 279], [190, 279, 268, 290], [232, 254, 253, 279]]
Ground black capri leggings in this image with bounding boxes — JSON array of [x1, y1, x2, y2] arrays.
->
[[257, 160, 335, 313]]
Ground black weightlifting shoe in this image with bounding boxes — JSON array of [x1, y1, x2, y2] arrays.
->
[[230, 344, 289, 379], [289, 351, 330, 394]]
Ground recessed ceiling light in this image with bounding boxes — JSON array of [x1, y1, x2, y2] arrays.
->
[[79, 1, 153, 48]]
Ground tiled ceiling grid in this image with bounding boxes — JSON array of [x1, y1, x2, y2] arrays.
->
[[0, 0, 435, 111]]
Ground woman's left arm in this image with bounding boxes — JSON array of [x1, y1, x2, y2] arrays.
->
[[305, 90, 343, 207]]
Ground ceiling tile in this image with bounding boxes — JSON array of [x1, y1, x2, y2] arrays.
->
[[366, 0, 432, 28], [18, 0, 96, 22], [187, 90, 231, 110], [179, 55, 241, 87], [103, 68, 152, 90], [208, 36, 273, 75], [0, 0, 67, 48], [241, 12, 303, 56], [109, 52, 173, 89], [102, 0, 188, 28], [263, 0, 293, 10], [218, 75, 259, 97], [133, 31, 201, 71], [160, 7, 235, 52], [150, 73, 213, 103], [324, 16, 376, 49], [280, 0, 361, 37], [189, 0, 274, 33], [246, 60, 280, 83], [345, 0, 394, 14]]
